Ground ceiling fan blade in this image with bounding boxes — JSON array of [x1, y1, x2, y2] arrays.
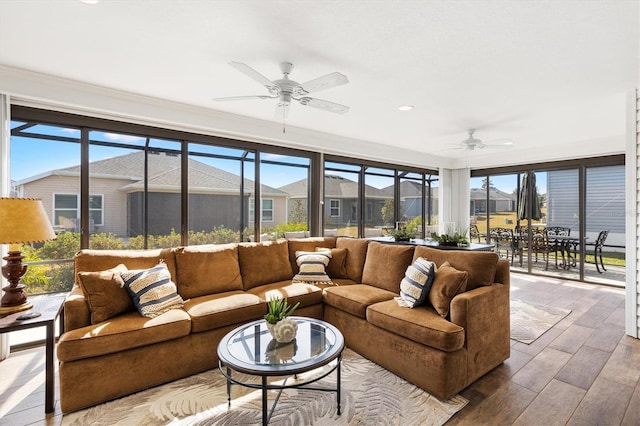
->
[[228, 61, 278, 91], [212, 95, 277, 102], [299, 72, 348, 95], [275, 102, 289, 120], [298, 97, 349, 114]]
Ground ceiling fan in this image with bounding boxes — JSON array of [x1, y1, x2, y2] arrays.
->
[[458, 129, 513, 151], [213, 61, 349, 119]]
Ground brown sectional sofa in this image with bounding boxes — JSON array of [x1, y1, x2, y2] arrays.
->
[[57, 236, 510, 413]]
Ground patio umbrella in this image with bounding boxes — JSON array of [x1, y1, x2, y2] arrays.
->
[[518, 172, 542, 221]]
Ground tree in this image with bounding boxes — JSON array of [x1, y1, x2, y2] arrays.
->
[[289, 199, 307, 224], [381, 199, 394, 226]]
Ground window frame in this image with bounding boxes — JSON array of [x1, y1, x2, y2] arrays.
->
[[53, 193, 104, 227], [330, 199, 340, 217]]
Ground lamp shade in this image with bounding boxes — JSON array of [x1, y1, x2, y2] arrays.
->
[[0, 198, 56, 244]]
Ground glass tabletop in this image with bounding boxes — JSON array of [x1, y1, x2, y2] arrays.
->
[[218, 316, 344, 375]]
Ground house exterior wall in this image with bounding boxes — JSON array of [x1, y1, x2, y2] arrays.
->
[[547, 167, 625, 247], [20, 175, 133, 237]]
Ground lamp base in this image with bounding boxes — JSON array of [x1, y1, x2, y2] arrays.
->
[[0, 301, 32, 315]]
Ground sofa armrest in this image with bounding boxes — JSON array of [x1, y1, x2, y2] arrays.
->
[[63, 285, 91, 332], [449, 282, 510, 381]]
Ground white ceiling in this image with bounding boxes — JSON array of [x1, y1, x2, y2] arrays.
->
[[0, 0, 638, 169]]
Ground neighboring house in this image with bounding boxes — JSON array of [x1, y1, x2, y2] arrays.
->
[[382, 180, 439, 221], [546, 166, 625, 247], [13, 151, 288, 237], [469, 187, 517, 215], [279, 175, 391, 228]]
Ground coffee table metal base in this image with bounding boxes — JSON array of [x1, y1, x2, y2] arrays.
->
[[219, 353, 342, 426]]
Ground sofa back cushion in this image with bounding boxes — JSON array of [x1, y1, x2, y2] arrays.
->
[[361, 242, 415, 293], [412, 246, 498, 291], [175, 244, 243, 299], [74, 248, 177, 285], [335, 238, 370, 282], [287, 237, 336, 273], [238, 240, 293, 290]]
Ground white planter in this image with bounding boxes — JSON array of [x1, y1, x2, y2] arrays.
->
[[266, 318, 298, 343]]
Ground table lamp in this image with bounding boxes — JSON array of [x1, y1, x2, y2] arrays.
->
[[0, 198, 56, 315]]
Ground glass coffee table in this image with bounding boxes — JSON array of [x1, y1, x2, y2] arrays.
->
[[217, 316, 344, 426]]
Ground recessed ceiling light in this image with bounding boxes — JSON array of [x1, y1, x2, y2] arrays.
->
[[398, 105, 414, 111], [80, 0, 99, 4]]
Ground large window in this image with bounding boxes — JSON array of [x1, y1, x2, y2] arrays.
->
[[9, 107, 436, 296], [324, 157, 438, 238], [472, 157, 624, 286], [259, 152, 311, 238], [11, 121, 81, 295]]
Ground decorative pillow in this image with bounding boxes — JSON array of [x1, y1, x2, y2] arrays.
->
[[78, 264, 133, 324], [429, 261, 468, 318], [316, 247, 348, 279], [394, 257, 436, 308], [120, 262, 185, 318], [292, 250, 333, 285]]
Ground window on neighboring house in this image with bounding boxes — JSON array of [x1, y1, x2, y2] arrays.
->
[[262, 199, 273, 221], [54, 193, 104, 229], [249, 199, 274, 222], [89, 195, 104, 226], [330, 199, 340, 217]]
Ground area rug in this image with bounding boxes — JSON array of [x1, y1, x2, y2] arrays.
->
[[62, 348, 468, 426], [511, 299, 571, 344]]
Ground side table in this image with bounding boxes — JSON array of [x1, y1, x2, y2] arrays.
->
[[0, 294, 65, 413]]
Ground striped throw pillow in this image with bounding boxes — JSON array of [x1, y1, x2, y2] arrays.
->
[[292, 250, 333, 285], [395, 257, 436, 308], [120, 262, 185, 318]]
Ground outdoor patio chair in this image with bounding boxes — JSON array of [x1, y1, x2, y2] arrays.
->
[[547, 226, 571, 268], [490, 227, 515, 263], [587, 230, 609, 273], [470, 224, 481, 243]]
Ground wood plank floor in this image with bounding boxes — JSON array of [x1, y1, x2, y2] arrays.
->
[[1, 272, 638, 425]]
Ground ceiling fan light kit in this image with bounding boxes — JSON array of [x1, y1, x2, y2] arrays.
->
[[459, 129, 514, 151], [213, 61, 350, 120]]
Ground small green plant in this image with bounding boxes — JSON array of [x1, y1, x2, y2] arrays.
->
[[388, 226, 416, 241], [265, 297, 301, 324], [430, 225, 469, 245]]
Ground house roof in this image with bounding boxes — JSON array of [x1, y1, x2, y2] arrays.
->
[[469, 187, 516, 202], [279, 174, 390, 199], [20, 151, 286, 196]]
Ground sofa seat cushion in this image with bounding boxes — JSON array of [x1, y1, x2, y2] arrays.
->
[[413, 246, 498, 291], [184, 291, 265, 333], [57, 308, 191, 362], [329, 278, 359, 287], [367, 300, 465, 352], [323, 284, 396, 319], [247, 280, 324, 308], [361, 242, 415, 293], [175, 244, 243, 299]]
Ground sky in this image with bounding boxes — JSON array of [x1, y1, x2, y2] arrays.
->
[[11, 121, 541, 192]]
